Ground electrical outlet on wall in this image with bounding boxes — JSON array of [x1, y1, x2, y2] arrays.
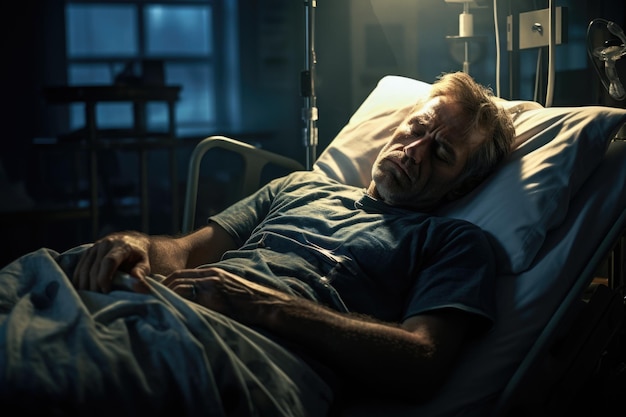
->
[[518, 7, 567, 50]]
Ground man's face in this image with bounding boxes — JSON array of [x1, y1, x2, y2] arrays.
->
[[368, 95, 487, 211]]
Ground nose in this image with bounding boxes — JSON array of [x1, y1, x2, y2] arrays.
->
[[403, 135, 433, 164]]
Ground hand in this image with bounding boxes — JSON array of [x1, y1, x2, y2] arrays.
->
[[72, 231, 151, 293], [162, 267, 291, 326]]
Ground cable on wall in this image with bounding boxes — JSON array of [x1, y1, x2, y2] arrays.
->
[[534, 48, 542, 102], [545, 0, 556, 107], [493, 0, 501, 97]]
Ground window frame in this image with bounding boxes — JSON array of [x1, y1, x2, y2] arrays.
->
[[64, 0, 230, 136]]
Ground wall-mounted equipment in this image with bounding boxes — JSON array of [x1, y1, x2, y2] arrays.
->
[[506, 2, 567, 107], [444, 0, 489, 75], [587, 18, 626, 101], [301, 0, 318, 169], [515, 7, 567, 50]]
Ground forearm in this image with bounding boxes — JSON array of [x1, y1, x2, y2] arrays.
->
[[145, 234, 190, 275], [169, 268, 463, 402], [256, 298, 449, 401], [176, 222, 237, 268], [149, 223, 237, 274]]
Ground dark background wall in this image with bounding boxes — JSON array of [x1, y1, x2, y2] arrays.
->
[[1, 0, 625, 267]]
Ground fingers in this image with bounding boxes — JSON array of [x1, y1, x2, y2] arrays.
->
[[162, 267, 229, 303], [164, 268, 223, 307], [73, 241, 117, 292], [93, 244, 121, 293], [129, 274, 151, 294], [163, 268, 283, 322], [167, 278, 202, 301], [72, 234, 151, 293], [73, 244, 95, 290], [172, 282, 199, 301], [160, 268, 213, 286]]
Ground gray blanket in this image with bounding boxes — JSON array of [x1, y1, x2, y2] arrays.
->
[[0, 246, 332, 416]]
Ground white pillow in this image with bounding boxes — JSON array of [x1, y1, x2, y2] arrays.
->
[[314, 75, 626, 274], [314, 76, 431, 187]]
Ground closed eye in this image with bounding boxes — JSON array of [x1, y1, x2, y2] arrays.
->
[[434, 139, 456, 164], [410, 123, 427, 138]]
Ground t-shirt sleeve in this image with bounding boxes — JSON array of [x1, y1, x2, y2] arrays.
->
[[208, 176, 285, 247], [403, 221, 497, 329]]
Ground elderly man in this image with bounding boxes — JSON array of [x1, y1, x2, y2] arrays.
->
[[20, 72, 514, 415]]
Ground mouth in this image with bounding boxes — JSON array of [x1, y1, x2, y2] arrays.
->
[[383, 155, 412, 182]]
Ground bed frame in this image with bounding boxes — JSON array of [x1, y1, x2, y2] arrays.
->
[[181, 73, 626, 416], [182, 134, 626, 417], [2, 75, 623, 417]]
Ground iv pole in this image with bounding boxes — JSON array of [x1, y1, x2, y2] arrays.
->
[[301, 0, 318, 170]]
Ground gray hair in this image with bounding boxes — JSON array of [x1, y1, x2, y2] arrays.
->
[[429, 72, 515, 198]]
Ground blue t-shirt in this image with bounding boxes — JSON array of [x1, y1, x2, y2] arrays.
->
[[209, 171, 496, 326]]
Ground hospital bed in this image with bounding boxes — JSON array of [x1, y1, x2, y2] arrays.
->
[[1, 75, 625, 416], [183, 75, 626, 416]]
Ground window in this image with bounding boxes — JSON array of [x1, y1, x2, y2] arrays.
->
[[65, 0, 234, 137]]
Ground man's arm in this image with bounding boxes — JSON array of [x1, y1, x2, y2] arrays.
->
[[163, 266, 478, 403], [72, 222, 237, 292], [269, 298, 474, 401]]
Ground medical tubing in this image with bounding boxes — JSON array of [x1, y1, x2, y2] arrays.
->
[[545, 0, 555, 107], [493, 0, 501, 97], [302, 0, 318, 170]]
